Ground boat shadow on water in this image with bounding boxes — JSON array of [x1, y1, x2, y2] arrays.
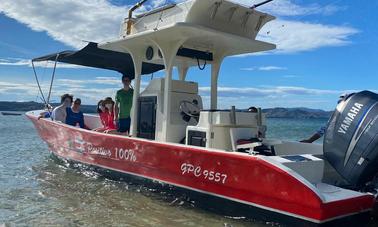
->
[[42, 154, 269, 226], [44, 154, 374, 227]]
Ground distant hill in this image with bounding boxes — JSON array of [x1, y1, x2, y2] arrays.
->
[[263, 107, 332, 119], [0, 101, 333, 119], [0, 101, 97, 113]]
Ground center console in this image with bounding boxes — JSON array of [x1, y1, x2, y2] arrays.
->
[[186, 110, 266, 151]]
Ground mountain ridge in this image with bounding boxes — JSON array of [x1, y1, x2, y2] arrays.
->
[[0, 101, 333, 119]]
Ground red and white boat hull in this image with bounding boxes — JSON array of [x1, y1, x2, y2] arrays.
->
[[26, 111, 375, 225]]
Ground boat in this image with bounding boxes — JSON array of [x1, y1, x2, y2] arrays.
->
[[26, 0, 378, 226], [1, 112, 22, 116]]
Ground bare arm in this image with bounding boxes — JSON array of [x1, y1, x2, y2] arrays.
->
[[300, 133, 321, 143], [114, 101, 119, 121]]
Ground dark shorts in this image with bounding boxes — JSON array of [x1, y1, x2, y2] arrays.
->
[[117, 117, 131, 133]]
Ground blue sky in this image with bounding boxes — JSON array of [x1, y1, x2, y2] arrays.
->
[[0, 0, 377, 110]]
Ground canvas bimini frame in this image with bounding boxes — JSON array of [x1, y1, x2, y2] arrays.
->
[[31, 54, 59, 109]]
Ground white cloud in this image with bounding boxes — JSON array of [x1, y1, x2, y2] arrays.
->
[[0, 58, 86, 68], [227, 0, 345, 17], [0, 0, 129, 48], [1, 78, 374, 110], [61, 87, 117, 104], [57, 77, 120, 86], [0, 0, 356, 55], [198, 85, 370, 109], [92, 77, 121, 85], [235, 19, 358, 57], [0, 81, 40, 96], [282, 75, 298, 78], [0, 58, 30, 66], [240, 66, 287, 71], [0, 78, 120, 104], [199, 85, 343, 97], [259, 66, 287, 71], [258, 19, 358, 54], [54, 77, 122, 103], [164, 0, 345, 17], [151, 0, 167, 8]]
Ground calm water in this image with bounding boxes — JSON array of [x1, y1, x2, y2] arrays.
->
[[0, 114, 349, 226]]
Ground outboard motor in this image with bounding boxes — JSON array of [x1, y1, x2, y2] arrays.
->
[[324, 90, 378, 189]]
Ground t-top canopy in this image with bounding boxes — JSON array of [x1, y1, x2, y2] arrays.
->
[[32, 42, 164, 80]]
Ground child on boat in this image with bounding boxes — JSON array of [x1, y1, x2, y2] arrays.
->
[[94, 98, 117, 133]]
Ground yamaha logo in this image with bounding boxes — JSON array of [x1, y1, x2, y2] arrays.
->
[[338, 102, 364, 134]]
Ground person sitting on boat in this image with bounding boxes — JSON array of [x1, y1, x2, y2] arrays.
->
[[51, 93, 73, 122], [300, 93, 353, 143], [93, 100, 106, 131], [65, 98, 87, 129], [38, 104, 53, 120], [114, 75, 133, 135], [103, 97, 117, 133], [94, 98, 116, 133], [300, 126, 327, 143], [248, 106, 258, 113]]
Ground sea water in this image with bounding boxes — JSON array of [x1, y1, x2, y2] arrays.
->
[[0, 115, 373, 226]]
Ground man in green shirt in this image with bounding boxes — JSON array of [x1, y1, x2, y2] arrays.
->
[[115, 75, 134, 134]]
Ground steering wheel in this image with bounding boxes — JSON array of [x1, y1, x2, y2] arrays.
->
[[180, 100, 200, 120]]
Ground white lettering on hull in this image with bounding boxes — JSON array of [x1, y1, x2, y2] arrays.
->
[[88, 144, 112, 157], [69, 138, 137, 163], [115, 148, 137, 162], [180, 163, 227, 184]]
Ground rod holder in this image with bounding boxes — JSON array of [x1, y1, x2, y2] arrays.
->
[[257, 107, 262, 126], [230, 106, 237, 125]]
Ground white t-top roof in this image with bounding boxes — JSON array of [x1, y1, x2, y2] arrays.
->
[[99, 0, 276, 63]]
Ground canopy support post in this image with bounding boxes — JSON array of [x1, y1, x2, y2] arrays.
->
[[118, 46, 144, 137], [178, 65, 189, 81], [210, 58, 223, 110], [31, 60, 47, 105], [152, 38, 187, 142], [130, 57, 143, 137], [47, 54, 59, 105]]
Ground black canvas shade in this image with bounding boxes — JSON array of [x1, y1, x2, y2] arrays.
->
[[32, 42, 164, 80]]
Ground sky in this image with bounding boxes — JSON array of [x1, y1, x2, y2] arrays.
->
[[0, 0, 377, 110]]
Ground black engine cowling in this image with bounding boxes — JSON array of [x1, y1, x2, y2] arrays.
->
[[324, 90, 378, 188]]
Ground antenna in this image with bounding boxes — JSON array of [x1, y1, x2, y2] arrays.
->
[[250, 0, 274, 9]]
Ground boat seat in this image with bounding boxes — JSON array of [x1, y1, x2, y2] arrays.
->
[[84, 114, 103, 130], [236, 142, 262, 150], [230, 127, 258, 151]]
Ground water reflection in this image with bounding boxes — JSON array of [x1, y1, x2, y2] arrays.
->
[[31, 158, 268, 227]]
